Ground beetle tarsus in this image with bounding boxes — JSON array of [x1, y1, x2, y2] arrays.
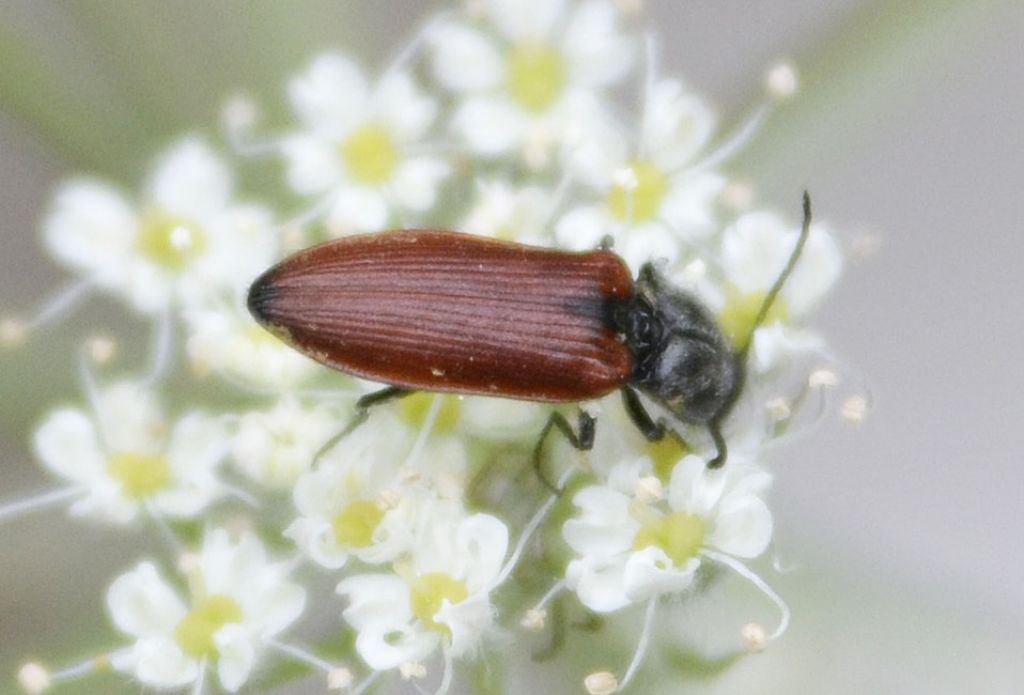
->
[[620, 386, 666, 441], [533, 409, 595, 494], [313, 386, 414, 466], [706, 420, 728, 469], [355, 385, 412, 411]]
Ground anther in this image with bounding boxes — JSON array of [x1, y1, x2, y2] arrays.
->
[[584, 671, 618, 695]]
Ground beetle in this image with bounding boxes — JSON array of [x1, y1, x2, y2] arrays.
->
[[247, 193, 812, 481]]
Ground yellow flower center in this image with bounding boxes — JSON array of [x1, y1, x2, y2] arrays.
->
[[137, 208, 206, 270], [409, 572, 469, 633], [607, 161, 669, 224], [332, 499, 385, 548], [340, 123, 399, 184], [645, 436, 690, 483], [633, 512, 706, 567], [400, 393, 461, 434], [507, 42, 565, 113], [717, 287, 789, 350], [107, 452, 171, 498], [174, 595, 244, 658]]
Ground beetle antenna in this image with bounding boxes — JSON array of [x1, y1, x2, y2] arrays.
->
[[738, 191, 812, 359]]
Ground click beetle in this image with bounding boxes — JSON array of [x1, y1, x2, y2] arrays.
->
[[248, 194, 812, 477]]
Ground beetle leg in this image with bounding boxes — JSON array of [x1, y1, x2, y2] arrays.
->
[[312, 386, 414, 465], [706, 419, 728, 469], [620, 386, 666, 441], [532, 409, 596, 494]]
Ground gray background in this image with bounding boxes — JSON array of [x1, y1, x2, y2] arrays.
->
[[1, 0, 1021, 692]]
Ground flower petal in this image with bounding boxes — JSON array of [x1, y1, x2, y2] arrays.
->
[[147, 139, 232, 221], [623, 547, 699, 602], [485, 0, 567, 40], [566, 555, 631, 613], [389, 158, 451, 211], [107, 562, 187, 638], [452, 97, 529, 155], [326, 186, 390, 234], [289, 53, 369, 136], [33, 407, 103, 483], [215, 624, 256, 692], [458, 513, 509, 589], [667, 454, 726, 517], [129, 637, 199, 689], [43, 179, 137, 276], [563, 0, 635, 87], [428, 22, 504, 92], [707, 493, 773, 559], [280, 133, 345, 196], [375, 71, 439, 141]]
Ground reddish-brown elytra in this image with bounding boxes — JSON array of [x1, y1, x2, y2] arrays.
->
[[248, 194, 811, 474], [248, 230, 634, 402]]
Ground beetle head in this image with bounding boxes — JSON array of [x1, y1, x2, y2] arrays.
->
[[619, 263, 741, 424]]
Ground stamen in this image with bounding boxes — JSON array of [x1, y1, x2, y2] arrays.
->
[[142, 307, 175, 386], [633, 476, 664, 504], [584, 671, 618, 695], [0, 487, 80, 524], [808, 368, 839, 389], [41, 653, 116, 689], [520, 607, 547, 632], [534, 578, 567, 611], [695, 61, 797, 171], [385, 12, 451, 80], [764, 397, 791, 423], [691, 104, 769, 172], [701, 549, 790, 641], [841, 395, 869, 425], [399, 661, 427, 680], [765, 62, 799, 100], [222, 95, 282, 158], [636, 31, 658, 159], [85, 336, 118, 365], [494, 465, 576, 587], [267, 638, 338, 673], [17, 662, 50, 693], [1, 317, 27, 347], [404, 394, 443, 470], [191, 657, 207, 695], [26, 279, 95, 333], [279, 193, 337, 236], [740, 621, 768, 653], [145, 501, 185, 554], [617, 598, 657, 691], [431, 640, 454, 695], [536, 168, 574, 237], [351, 670, 383, 695], [327, 667, 354, 691]]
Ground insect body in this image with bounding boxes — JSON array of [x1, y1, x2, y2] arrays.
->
[[248, 194, 812, 471]]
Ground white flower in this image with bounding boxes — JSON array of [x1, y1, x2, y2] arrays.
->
[[556, 79, 725, 269], [43, 139, 277, 314], [230, 396, 344, 489], [459, 179, 559, 246], [281, 53, 450, 234], [32, 381, 228, 523], [107, 529, 305, 692], [336, 504, 508, 670], [718, 210, 843, 371], [184, 292, 321, 389], [562, 454, 772, 613], [429, 0, 634, 163], [285, 411, 418, 569]]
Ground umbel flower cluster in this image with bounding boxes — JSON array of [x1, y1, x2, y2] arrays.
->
[[3, 1, 862, 694]]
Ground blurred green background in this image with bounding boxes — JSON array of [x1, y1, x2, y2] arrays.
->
[[1, 0, 1021, 692]]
